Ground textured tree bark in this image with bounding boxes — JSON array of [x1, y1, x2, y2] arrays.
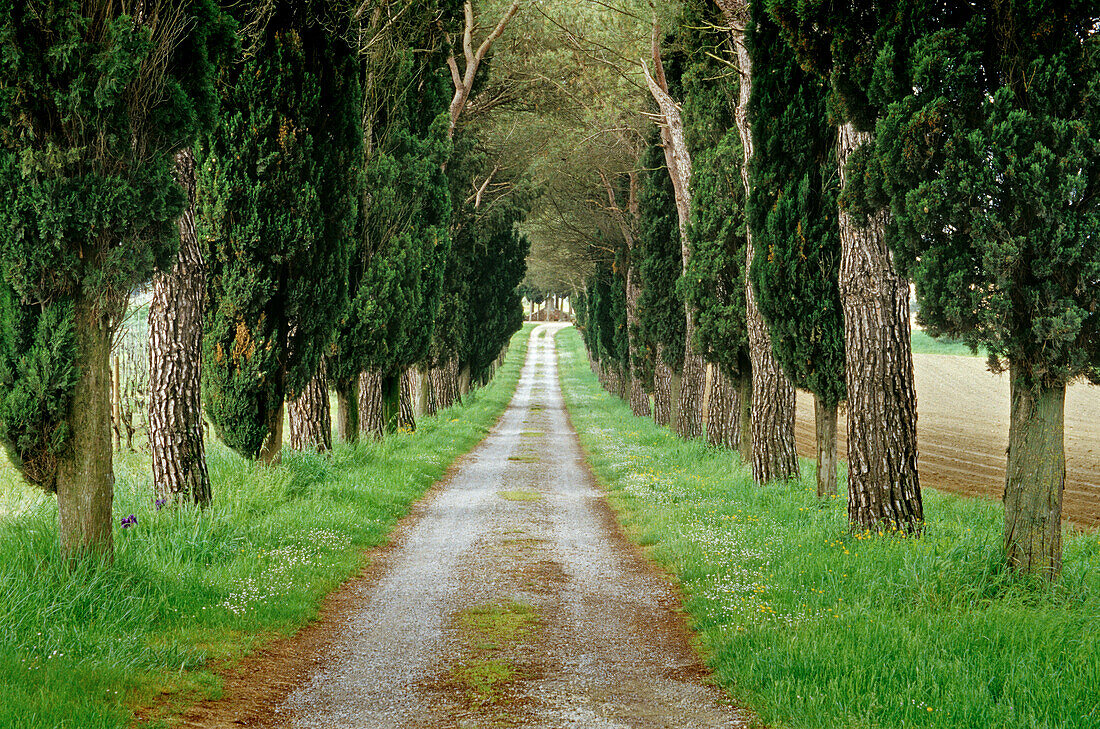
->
[[653, 348, 672, 427], [837, 123, 922, 532], [814, 396, 839, 498], [359, 369, 384, 440], [334, 376, 359, 444], [730, 20, 799, 484], [288, 359, 332, 453], [735, 372, 752, 464], [149, 148, 210, 503], [676, 327, 707, 439], [399, 369, 416, 432], [642, 35, 706, 440], [1004, 368, 1065, 579], [706, 367, 737, 449], [418, 364, 435, 416], [56, 292, 116, 558], [380, 371, 400, 434], [457, 363, 471, 398], [258, 402, 284, 465], [625, 262, 651, 417]]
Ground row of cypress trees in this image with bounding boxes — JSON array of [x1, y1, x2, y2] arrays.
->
[[0, 0, 531, 559], [577, 0, 1099, 580]]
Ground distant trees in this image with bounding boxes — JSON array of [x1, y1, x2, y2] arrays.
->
[[636, 137, 686, 428]]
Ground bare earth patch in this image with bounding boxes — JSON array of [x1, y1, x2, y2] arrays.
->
[[795, 353, 1100, 529]]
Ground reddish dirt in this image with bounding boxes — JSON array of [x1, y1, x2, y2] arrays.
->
[[794, 353, 1100, 530]]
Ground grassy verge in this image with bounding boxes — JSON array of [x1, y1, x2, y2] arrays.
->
[[0, 324, 535, 729], [910, 327, 983, 357], [555, 326, 1100, 729]]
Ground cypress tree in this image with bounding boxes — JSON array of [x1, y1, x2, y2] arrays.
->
[[0, 1, 221, 555], [721, 0, 801, 485], [199, 4, 358, 462], [855, 1, 1100, 577], [636, 136, 686, 427], [766, 0, 921, 525], [748, 9, 844, 497], [679, 0, 752, 457], [329, 37, 452, 440]]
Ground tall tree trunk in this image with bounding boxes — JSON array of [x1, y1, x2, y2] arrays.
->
[[626, 263, 651, 417], [731, 16, 799, 484], [359, 369, 383, 440], [457, 363, 472, 398], [642, 34, 706, 441], [380, 371, 400, 434], [1004, 367, 1065, 579], [736, 372, 752, 464], [56, 292, 116, 558], [111, 355, 122, 451], [814, 396, 839, 498], [707, 367, 737, 449], [399, 369, 416, 432], [653, 348, 672, 427], [418, 364, 435, 416], [148, 148, 210, 504], [334, 375, 359, 444], [837, 123, 922, 532], [258, 402, 284, 465], [288, 359, 332, 453], [675, 329, 707, 439]]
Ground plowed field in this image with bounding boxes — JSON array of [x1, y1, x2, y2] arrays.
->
[[794, 353, 1100, 529]]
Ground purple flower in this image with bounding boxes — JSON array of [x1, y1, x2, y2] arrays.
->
[[154, 498, 166, 511], [120, 514, 137, 529]]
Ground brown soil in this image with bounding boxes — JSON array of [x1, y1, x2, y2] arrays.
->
[[795, 353, 1100, 530]]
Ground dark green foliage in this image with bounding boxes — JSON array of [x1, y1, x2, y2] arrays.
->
[[0, 1, 226, 488], [747, 1, 844, 406], [636, 137, 685, 381], [435, 135, 533, 382], [850, 1, 1100, 387], [200, 6, 360, 458], [462, 205, 532, 384], [329, 44, 452, 393], [678, 0, 750, 381], [583, 259, 628, 374]]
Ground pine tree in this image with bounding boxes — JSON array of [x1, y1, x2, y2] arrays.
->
[[765, 0, 921, 523], [0, 1, 220, 555], [721, 0, 800, 485], [199, 4, 358, 462], [748, 8, 844, 496], [679, 0, 752, 458], [853, 0, 1100, 576], [147, 2, 235, 503]]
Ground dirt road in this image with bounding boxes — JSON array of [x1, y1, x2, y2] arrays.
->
[[795, 353, 1100, 529], [182, 324, 748, 729]]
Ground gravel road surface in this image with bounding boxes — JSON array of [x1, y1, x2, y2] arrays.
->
[[271, 324, 749, 728]]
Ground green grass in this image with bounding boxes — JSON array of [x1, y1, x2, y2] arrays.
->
[[555, 326, 1100, 729], [910, 327, 984, 357], [0, 324, 535, 729]]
